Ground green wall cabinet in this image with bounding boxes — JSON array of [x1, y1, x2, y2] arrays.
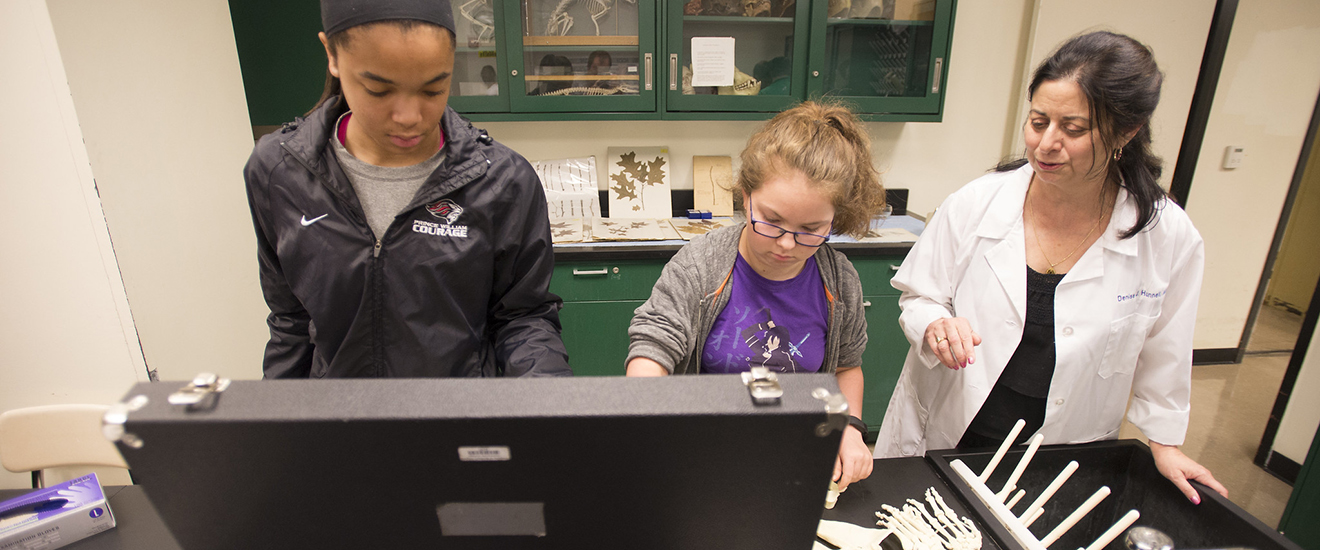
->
[[552, 247, 912, 438], [227, 0, 327, 127], [228, 0, 955, 125], [662, 3, 812, 115]]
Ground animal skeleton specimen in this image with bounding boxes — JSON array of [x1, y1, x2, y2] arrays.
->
[[717, 68, 761, 95], [545, 0, 637, 36], [459, 0, 495, 43], [541, 85, 636, 96], [743, 0, 771, 17]]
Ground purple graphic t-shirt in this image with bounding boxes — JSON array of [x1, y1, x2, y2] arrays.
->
[[701, 253, 829, 373]]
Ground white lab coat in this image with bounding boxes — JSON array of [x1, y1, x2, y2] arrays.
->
[[873, 165, 1204, 458]]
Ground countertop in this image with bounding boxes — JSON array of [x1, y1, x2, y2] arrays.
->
[[553, 214, 926, 261]]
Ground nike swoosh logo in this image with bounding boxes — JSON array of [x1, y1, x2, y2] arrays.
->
[[300, 214, 329, 227]]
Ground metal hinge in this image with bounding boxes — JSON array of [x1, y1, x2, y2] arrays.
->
[[103, 394, 150, 449], [811, 387, 849, 437]]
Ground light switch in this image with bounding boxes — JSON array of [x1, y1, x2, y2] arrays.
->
[[1223, 146, 1245, 169]]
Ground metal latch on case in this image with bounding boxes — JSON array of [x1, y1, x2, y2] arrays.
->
[[168, 373, 231, 407], [741, 367, 783, 405]]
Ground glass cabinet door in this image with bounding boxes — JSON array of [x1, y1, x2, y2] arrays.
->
[[449, 0, 511, 112], [665, 0, 810, 114], [806, 0, 953, 117], [505, 0, 657, 113]]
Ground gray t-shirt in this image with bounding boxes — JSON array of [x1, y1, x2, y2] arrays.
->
[[331, 113, 446, 240]]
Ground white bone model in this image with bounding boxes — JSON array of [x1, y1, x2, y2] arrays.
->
[[545, 0, 637, 36], [875, 487, 983, 550], [459, 0, 495, 43], [817, 486, 980, 550], [948, 420, 1143, 550]]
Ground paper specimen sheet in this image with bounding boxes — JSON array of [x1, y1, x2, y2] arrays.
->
[[607, 147, 673, 218]]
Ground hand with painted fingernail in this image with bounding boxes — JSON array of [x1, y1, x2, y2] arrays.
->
[[1150, 440, 1227, 504], [924, 317, 982, 370]]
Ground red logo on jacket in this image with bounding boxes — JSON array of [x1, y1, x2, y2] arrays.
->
[[427, 199, 463, 225]]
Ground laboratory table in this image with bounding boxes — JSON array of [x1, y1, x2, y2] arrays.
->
[[0, 456, 975, 550], [6, 443, 1290, 550], [0, 485, 181, 550]]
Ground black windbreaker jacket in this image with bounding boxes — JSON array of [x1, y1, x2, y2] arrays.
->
[[244, 98, 571, 378]]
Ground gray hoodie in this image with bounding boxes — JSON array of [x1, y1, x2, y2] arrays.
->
[[627, 223, 868, 374]]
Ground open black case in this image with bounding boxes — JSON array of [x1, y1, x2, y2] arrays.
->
[[926, 441, 1304, 550], [103, 372, 846, 550]]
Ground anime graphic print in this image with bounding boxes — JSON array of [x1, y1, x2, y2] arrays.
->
[[701, 255, 829, 374]]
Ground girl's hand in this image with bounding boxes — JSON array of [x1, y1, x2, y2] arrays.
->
[[833, 426, 873, 490]]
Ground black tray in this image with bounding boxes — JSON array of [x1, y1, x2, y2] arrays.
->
[[927, 440, 1302, 550]]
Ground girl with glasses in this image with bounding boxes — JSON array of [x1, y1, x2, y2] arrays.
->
[[626, 101, 888, 491]]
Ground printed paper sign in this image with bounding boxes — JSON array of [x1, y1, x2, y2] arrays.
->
[[690, 37, 735, 87]]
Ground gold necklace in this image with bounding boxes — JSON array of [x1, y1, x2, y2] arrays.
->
[[1027, 182, 1105, 275]]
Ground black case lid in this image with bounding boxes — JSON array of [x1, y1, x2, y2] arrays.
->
[[115, 374, 844, 550]]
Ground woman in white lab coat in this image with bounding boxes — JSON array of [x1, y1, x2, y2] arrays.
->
[[873, 31, 1227, 504]]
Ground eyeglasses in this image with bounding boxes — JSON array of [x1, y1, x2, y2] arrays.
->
[[747, 200, 831, 247]]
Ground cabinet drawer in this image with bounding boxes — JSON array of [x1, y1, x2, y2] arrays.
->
[[848, 257, 905, 297], [551, 260, 667, 302]]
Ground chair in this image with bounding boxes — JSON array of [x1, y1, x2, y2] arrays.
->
[[0, 404, 131, 488]]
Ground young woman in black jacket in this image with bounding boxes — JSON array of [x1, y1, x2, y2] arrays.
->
[[244, 0, 571, 379]]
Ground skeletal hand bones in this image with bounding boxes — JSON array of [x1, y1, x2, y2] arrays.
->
[[874, 488, 982, 550]]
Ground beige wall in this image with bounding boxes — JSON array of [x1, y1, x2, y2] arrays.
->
[[1185, 0, 1320, 348], [1265, 135, 1320, 313], [45, 0, 268, 382], [0, 0, 146, 490], [1016, 0, 1216, 192]]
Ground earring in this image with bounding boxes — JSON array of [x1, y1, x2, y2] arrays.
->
[[1112, 147, 1123, 161]]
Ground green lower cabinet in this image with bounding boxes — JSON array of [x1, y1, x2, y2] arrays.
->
[[859, 294, 908, 438], [551, 259, 668, 376], [848, 256, 903, 296], [559, 300, 643, 376]]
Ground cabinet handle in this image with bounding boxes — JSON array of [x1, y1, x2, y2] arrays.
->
[[862, 301, 873, 308], [644, 53, 653, 91], [572, 268, 609, 276], [932, 57, 943, 94], [889, 264, 900, 272], [669, 54, 678, 91]]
